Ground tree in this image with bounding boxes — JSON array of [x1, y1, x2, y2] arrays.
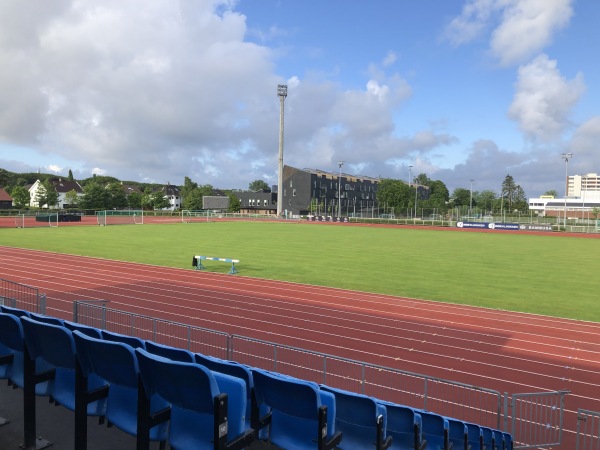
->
[[543, 190, 559, 197], [474, 190, 497, 214], [35, 180, 59, 209], [151, 191, 171, 210], [424, 180, 449, 210], [141, 188, 154, 210], [106, 182, 128, 209], [10, 185, 30, 208], [182, 185, 214, 210], [248, 179, 270, 191], [450, 188, 472, 207], [80, 181, 110, 210], [501, 174, 527, 211], [128, 191, 142, 209], [68, 169, 74, 181], [180, 176, 198, 203], [227, 192, 241, 212], [413, 173, 431, 187], [377, 178, 413, 213], [64, 189, 80, 209]]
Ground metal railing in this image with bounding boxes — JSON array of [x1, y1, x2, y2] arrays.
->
[[576, 409, 600, 450], [67, 300, 570, 448], [0, 278, 46, 313]]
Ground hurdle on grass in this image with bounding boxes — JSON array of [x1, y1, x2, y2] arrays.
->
[[97, 210, 144, 226], [192, 255, 240, 274]]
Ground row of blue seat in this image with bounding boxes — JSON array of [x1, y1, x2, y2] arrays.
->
[[0, 305, 513, 449]]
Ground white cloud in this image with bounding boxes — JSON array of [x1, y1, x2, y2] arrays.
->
[[444, 0, 574, 66], [568, 116, 600, 168], [47, 164, 63, 173], [508, 54, 585, 141]]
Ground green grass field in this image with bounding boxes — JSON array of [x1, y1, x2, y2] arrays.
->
[[1, 221, 598, 322]]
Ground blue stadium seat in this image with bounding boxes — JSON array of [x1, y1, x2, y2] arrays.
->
[[0, 304, 31, 318], [320, 385, 391, 450], [29, 312, 64, 326], [378, 401, 425, 450], [465, 422, 484, 450], [63, 320, 103, 338], [481, 426, 496, 449], [136, 348, 254, 450], [72, 330, 168, 446], [502, 431, 514, 450], [418, 409, 450, 450], [251, 368, 342, 450], [100, 329, 146, 349], [445, 416, 468, 450], [0, 313, 25, 386], [145, 340, 194, 363], [20, 317, 106, 415], [195, 352, 255, 428]]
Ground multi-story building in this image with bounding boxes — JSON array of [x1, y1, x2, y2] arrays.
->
[[568, 173, 600, 198], [156, 183, 181, 210], [235, 190, 277, 214], [281, 165, 380, 216]]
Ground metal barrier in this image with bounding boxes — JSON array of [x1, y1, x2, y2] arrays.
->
[[510, 390, 570, 449], [576, 409, 600, 450], [0, 278, 46, 313]]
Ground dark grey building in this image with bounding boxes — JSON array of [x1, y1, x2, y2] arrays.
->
[[235, 190, 277, 214], [281, 165, 380, 216]]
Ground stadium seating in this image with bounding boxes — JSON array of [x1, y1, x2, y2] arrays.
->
[[465, 421, 484, 450], [418, 409, 450, 449], [0, 307, 516, 450], [445, 416, 469, 450], [320, 385, 392, 450], [100, 329, 146, 349], [251, 367, 343, 449], [72, 330, 169, 447], [378, 401, 426, 450], [145, 340, 195, 362], [136, 348, 254, 450]]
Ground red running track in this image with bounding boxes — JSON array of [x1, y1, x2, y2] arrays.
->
[[0, 245, 598, 449]]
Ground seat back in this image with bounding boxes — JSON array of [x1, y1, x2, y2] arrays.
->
[[100, 329, 145, 349], [73, 331, 167, 441], [0, 305, 31, 318], [0, 313, 25, 384], [481, 426, 495, 449], [29, 312, 64, 326], [446, 417, 468, 450], [503, 431, 513, 450], [419, 410, 448, 449], [145, 340, 194, 363], [380, 401, 423, 449], [21, 317, 75, 369], [320, 385, 387, 449], [252, 368, 331, 449], [465, 422, 483, 450], [64, 320, 103, 338]]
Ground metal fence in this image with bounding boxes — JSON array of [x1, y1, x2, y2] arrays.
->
[[577, 409, 600, 450], [0, 278, 46, 313]]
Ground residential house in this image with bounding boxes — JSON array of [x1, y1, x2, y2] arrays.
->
[[0, 187, 12, 209], [156, 183, 181, 210], [28, 178, 84, 208]]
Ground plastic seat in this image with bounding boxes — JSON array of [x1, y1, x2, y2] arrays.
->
[[100, 329, 146, 349], [502, 431, 513, 450], [418, 410, 449, 450], [0, 304, 31, 318], [378, 401, 425, 450], [446, 417, 468, 450], [481, 426, 495, 449], [320, 385, 391, 450], [195, 352, 255, 427], [29, 312, 64, 326], [145, 340, 194, 363], [72, 330, 168, 444], [136, 348, 254, 450], [64, 320, 103, 338], [465, 422, 484, 450], [20, 317, 106, 415], [251, 367, 342, 450]]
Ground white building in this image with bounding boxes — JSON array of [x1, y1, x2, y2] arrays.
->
[[568, 173, 600, 197], [28, 179, 84, 209]]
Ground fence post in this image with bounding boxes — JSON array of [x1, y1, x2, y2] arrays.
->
[[153, 319, 157, 342], [423, 378, 428, 410], [273, 345, 278, 372], [187, 326, 191, 351], [503, 392, 509, 431], [361, 364, 366, 394], [38, 292, 46, 314], [73, 301, 79, 322], [323, 356, 327, 385]]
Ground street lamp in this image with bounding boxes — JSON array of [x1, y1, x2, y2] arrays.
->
[[561, 153, 573, 228], [469, 179, 474, 218], [338, 161, 344, 218], [276, 84, 287, 217], [408, 165, 413, 218]]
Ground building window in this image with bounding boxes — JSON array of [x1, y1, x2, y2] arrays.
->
[[290, 180, 293, 187], [264, 200, 268, 206], [293, 189, 297, 196]]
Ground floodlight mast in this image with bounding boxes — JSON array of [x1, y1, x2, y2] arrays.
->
[[561, 152, 573, 228], [277, 84, 287, 217], [338, 161, 344, 217]]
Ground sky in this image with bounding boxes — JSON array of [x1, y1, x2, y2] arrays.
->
[[0, 0, 599, 197]]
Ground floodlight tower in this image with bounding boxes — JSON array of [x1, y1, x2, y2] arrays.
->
[[408, 165, 413, 218], [561, 152, 573, 228], [276, 84, 287, 217], [338, 160, 344, 217]]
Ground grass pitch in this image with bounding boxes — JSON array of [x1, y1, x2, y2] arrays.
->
[[1, 221, 598, 322]]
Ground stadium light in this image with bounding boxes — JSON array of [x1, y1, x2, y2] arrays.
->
[[277, 84, 288, 217], [561, 153, 573, 228], [338, 161, 344, 218]]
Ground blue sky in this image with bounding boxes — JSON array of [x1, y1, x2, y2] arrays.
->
[[0, 0, 598, 197]]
